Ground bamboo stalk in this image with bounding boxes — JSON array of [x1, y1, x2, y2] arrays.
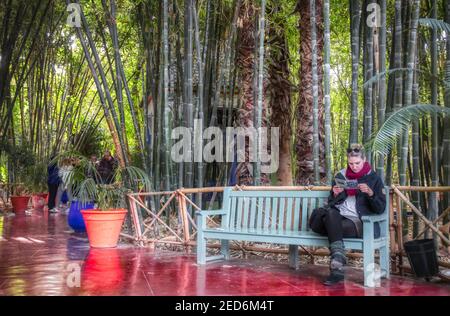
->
[[323, 0, 331, 183], [349, 0, 361, 144]]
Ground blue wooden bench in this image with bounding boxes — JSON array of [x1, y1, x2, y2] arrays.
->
[[196, 187, 390, 287]]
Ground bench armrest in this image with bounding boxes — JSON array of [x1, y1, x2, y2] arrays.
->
[[195, 209, 228, 217], [361, 214, 387, 223]]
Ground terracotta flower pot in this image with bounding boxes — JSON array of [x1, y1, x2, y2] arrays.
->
[[81, 209, 127, 248], [10, 196, 31, 213]]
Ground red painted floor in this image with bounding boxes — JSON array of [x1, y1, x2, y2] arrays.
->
[[0, 210, 449, 296]]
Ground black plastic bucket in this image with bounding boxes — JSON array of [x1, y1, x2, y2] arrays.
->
[[404, 239, 439, 279]]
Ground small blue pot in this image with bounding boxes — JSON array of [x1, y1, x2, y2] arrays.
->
[[68, 200, 95, 232]]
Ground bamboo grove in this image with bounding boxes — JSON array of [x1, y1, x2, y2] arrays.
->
[[0, 0, 449, 237]]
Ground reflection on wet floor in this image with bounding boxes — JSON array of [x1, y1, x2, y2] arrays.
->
[[0, 211, 449, 296]]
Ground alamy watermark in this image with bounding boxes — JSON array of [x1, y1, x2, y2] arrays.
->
[[67, 3, 81, 28], [66, 263, 81, 288], [171, 120, 280, 174], [366, 3, 381, 28]]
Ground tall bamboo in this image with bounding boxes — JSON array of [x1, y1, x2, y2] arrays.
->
[[254, 0, 266, 186], [193, 4, 204, 209], [75, 0, 127, 167], [349, 0, 361, 144], [376, 0, 386, 181], [400, 0, 420, 238], [444, 0, 450, 215], [363, 0, 374, 163], [429, 0, 439, 241], [162, 0, 170, 193], [411, 44, 421, 237], [323, 0, 331, 183]]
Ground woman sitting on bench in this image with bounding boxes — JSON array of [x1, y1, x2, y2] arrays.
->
[[309, 143, 386, 285]]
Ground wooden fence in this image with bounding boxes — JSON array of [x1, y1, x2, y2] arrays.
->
[[125, 185, 450, 274]]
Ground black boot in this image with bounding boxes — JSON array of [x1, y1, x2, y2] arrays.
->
[[323, 241, 347, 286]]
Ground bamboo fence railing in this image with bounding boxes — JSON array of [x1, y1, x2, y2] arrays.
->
[[126, 185, 450, 275]]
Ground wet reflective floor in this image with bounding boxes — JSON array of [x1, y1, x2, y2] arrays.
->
[[0, 210, 449, 296]]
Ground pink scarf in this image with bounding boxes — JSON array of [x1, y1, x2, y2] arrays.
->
[[345, 161, 372, 196]]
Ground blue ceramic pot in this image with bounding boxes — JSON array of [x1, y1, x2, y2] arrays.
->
[[68, 200, 95, 232]]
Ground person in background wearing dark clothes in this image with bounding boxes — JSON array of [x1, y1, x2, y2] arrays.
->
[[97, 150, 118, 184], [309, 143, 386, 286], [47, 156, 61, 212]]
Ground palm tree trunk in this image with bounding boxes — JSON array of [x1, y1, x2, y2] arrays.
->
[[268, 1, 293, 186], [236, 0, 256, 185]]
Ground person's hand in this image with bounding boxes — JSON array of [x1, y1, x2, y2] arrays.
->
[[332, 186, 344, 196], [358, 183, 373, 196]]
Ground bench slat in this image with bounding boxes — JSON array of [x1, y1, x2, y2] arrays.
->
[[301, 198, 309, 231], [309, 198, 317, 232], [278, 197, 286, 231], [263, 197, 271, 230], [236, 197, 244, 229], [293, 198, 301, 231], [249, 197, 257, 229], [256, 197, 264, 230], [286, 197, 293, 231], [242, 197, 250, 229], [229, 197, 237, 229], [271, 197, 278, 230]]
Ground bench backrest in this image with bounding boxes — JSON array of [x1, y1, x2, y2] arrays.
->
[[221, 188, 329, 232]]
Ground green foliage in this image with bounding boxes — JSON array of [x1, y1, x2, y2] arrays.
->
[[418, 18, 450, 33], [61, 152, 150, 210], [370, 104, 450, 157]]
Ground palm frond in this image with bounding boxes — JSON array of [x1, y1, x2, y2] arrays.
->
[[75, 178, 97, 205], [118, 166, 152, 191], [363, 68, 410, 88], [419, 18, 450, 33], [369, 104, 450, 157]]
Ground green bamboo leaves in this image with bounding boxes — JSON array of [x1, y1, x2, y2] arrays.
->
[[371, 104, 450, 157]]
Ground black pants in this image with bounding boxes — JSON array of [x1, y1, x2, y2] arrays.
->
[[309, 207, 359, 243], [47, 183, 59, 209]]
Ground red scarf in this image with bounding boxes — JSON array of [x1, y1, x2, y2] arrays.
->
[[345, 161, 372, 196]]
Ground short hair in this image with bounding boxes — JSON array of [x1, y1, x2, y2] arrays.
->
[[347, 143, 366, 159]]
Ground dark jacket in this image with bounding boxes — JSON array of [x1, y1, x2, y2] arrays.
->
[[47, 162, 61, 185], [97, 157, 117, 184], [328, 168, 386, 238]]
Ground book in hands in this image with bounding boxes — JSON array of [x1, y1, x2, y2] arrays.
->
[[335, 178, 359, 189]]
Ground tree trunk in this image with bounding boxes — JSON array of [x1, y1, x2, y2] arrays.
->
[[268, 1, 293, 186], [236, 0, 257, 185], [295, 0, 325, 185]]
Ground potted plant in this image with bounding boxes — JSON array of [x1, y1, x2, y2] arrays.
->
[[7, 143, 35, 214], [29, 162, 49, 210], [64, 152, 150, 247]]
